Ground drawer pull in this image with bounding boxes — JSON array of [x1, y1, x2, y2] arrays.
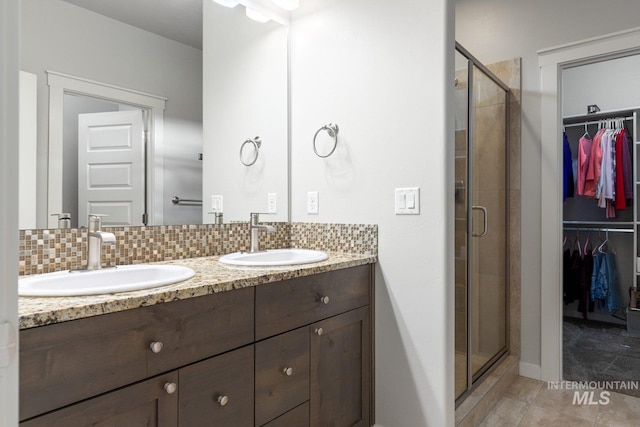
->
[[319, 296, 330, 305], [150, 341, 164, 353], [283, 367, 293, 376], [217, 395, 229, 406], [164, 382, 177, 394], [314, 327, 323, 336]]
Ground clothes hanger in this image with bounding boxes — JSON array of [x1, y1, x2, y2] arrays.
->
[[597, 230, 615, 254], [583, 233, 591, 254]]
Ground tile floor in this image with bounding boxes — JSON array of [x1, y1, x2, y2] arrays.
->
[[479, 376, 640, 426]]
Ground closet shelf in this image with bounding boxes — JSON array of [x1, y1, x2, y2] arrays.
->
[[563, 220, 633, 226]]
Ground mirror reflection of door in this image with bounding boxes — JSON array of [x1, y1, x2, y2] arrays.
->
[[77, 110, 146, 227]]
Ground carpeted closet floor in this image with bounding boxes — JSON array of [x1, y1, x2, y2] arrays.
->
[[563, 316, 640, 398]]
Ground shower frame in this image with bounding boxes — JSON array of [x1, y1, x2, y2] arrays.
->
[[455, 42, 511, 405]]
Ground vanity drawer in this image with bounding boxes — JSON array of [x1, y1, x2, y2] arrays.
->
[[255, 265, 370, 340], [20, 288, 254, 421], [179, 345, 254, 427], [262, 402, 309, 427], [255, 328, 309, 426], [145, 287, 254, 376]]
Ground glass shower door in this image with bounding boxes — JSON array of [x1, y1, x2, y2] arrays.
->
[[454, 51, 469, 400], [469, 65, 508, 380], [455, 45, 509, 402]]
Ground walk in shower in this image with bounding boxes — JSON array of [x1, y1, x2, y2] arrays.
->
[[454, 43, 510, 403]]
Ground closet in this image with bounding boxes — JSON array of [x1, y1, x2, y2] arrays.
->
[[562, 109, 638, 326]]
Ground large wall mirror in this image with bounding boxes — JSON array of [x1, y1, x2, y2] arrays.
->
[[19, 0, 289, 229]]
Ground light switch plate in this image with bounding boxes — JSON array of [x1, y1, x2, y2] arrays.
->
[[307, 191, 319, 214], [267, 193, 277, 213], [210, 195, 223, 213], [395, 187, 420, 215]]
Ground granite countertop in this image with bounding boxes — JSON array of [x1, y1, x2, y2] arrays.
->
[[19, 252, 376, 330]]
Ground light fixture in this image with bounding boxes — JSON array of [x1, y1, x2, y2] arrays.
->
[[245, 7, 271, 23], [212, 0, 239, 8], [271, 0, 299, 10]]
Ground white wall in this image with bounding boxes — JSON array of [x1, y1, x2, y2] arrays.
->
[[290, 0, 454, 425], [456, 0, 640, 376], [563, 54, 640, 116], [202, 1, 289, 223], [0, 0, 20, 425], [20, 0, 203, 227], [19, 72, 37, 230]]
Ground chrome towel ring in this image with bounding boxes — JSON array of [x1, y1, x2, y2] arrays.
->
[[240, 136, 262, 166], [313, 123, 339, 158]]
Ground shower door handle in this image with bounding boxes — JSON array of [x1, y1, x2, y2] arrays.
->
[[472, 206, 488, 237]]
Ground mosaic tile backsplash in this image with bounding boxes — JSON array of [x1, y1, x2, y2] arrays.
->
[[19, 222, 377, 276]]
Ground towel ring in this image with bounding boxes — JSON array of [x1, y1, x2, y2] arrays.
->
[[313, 123, 339, 158], [240, 136, 262, 166]]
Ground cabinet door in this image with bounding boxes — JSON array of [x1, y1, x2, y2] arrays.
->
[[179, 345, 254, 426], [255, 265, 370, 340], [310, 307, 370, 427], [20, 372, 178, 427], [255, 328, 309, 426], [262, 402, 309, 427]]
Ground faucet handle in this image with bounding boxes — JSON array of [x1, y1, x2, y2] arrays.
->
[[88, 214, 109, 231]]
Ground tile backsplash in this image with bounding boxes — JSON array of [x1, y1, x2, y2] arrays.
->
[[19, 222, 377, 276]]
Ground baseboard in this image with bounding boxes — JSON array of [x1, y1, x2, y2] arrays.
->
[[519, 361, 542, 380]]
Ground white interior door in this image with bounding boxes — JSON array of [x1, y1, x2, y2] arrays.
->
[[78, 110, 145, 227]]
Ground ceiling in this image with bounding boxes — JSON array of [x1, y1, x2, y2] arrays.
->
[[63, 0, 204, 50]]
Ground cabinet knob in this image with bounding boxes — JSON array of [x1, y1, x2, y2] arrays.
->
[[319, 296, 330, 305], [314, 327, 323, 336], [150, 341, 164, 353], [217, 395, 229, 406], [164, 382, 177, 395], [283, 367, 293, 376]]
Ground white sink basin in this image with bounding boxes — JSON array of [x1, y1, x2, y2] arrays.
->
[[19, 264, 195, 297], [219, 249, 328, 266]]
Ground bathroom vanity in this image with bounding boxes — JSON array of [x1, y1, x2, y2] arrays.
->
[[18, 257, 374, 427]]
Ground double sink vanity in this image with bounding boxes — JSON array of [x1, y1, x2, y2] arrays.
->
[[17, 220, 376, 427]]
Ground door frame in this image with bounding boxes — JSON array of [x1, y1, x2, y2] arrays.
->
[[538, 27, 640, 381], [0, 0, 20, 425], [47, 71, 166, 228]]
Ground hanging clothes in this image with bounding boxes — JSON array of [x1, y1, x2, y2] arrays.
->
[[569, 243, 583, 306], [563, 245, 572, 304], [578, 238, 594, 318], [622, 129, 633, 200], [583, 128, 604, 198], [615, 129, 627, 209], [591, 250, 622, 312], [567, 118, 633, 218], [563, 132, 574, 201], [576, 134, 593, 196]]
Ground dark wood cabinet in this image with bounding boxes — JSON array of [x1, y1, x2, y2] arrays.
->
[[21, 371, 179, 427], [262, 402, 310, 427], [20, 287, 253, 421], [255, 265, 370, 340], [255, 327, 310, 426], [20, 264, 374, 427], [179, 345, 254, 427], [310, 307, 370, 427]]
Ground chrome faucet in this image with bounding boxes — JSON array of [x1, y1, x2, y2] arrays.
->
[[86, 215, 116, 270], [248, 213, 275, 253]]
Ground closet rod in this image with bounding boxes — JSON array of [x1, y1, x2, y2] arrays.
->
[[563, 227, 633, 233], [563, 116, 633, 129]]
